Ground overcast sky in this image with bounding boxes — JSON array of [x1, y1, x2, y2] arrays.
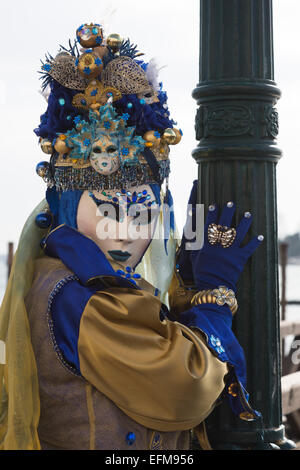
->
[[0, 0, 298, 254]]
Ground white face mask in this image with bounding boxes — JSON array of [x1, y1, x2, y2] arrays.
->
[[90, 136, 120, 175], [77, 184, 160, 269]]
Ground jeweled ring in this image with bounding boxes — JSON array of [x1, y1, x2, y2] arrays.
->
[[207, 223, 236, 248]]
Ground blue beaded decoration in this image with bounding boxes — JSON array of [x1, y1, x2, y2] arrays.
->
[[98, 189, 156, 211], [120, 189, 155, 207], [126, 432, 136, 446], [151, 432, 163, 450], [116, 267, 141, 285]]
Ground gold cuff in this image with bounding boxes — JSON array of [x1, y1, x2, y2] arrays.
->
[[191, 286, 238, 315]]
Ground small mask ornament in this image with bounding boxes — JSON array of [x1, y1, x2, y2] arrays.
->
[[90, 136, 120, 175], [137, 88, 159, 105]]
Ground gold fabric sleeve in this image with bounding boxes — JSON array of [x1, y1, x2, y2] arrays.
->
[[78, 287, 227, 432], [0, 200, 49, 450]]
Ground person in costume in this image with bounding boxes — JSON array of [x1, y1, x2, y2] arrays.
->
[[0, 23, 264, 450]]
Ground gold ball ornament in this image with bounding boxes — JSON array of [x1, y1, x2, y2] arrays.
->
[[76, 23, 103, 48], [143, 130, 161, 148], [106, 34, 123, 52], [77, 51, 103, 79], [173, 128, 182, 144], [54, 138, 70, 154], [40, 139, 53, 154], [161, 128, 177, 145]]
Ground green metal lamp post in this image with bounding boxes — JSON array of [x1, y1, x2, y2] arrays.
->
[[192, 0, 294, 449]]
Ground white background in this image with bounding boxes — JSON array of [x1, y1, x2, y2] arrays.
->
[[0, 0, 298, 254]]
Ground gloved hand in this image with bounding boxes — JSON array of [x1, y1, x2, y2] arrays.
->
[[177, 181, 263, 292]]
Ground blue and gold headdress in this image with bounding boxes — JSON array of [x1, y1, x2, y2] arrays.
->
[[35, 22, 182, 192]]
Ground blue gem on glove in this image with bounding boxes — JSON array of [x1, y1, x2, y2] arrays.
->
[[210, 335, 225, 355]]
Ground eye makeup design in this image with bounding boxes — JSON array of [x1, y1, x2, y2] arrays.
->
[[89, 192, 124, 222], [88, 189, 159, 225]]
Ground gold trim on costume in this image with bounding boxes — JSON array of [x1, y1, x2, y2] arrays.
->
[[85, 383, 96, 450], [149, 431, 163, 450], [193, 421, 212, 450]]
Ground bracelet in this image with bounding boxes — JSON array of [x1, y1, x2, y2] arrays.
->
[[190, 285, 238, 315]]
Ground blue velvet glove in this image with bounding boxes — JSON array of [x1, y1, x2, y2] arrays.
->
[[175, 181, 264, 421], [177, 181, 263, 292]]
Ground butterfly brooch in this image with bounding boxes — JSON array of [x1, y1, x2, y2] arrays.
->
[[207, 223, 236, 248]]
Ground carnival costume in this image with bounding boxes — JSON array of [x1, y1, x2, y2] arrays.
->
[[0, 23, 263, 450]]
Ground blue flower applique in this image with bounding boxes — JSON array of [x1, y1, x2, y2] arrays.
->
[[121, 113, 130, 121], [42, 63, 51, 72], [73, 115, 82, 125], [116, 267, 141, 286]]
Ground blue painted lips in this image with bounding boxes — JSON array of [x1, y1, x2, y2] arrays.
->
[[108, 250, 131, 262]]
